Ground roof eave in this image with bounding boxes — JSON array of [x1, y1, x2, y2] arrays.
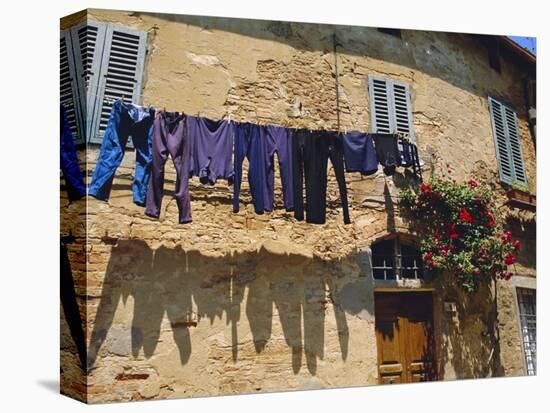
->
[[497, 36, 536, 66]]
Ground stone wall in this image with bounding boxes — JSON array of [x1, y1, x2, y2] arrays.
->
[[60, 9, 536, 403]]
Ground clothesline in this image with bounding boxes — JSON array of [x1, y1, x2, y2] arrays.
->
[[93, 94, 414, 139], [70, 91, 412, 146]]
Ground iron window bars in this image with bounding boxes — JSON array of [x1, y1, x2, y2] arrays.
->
[[372, 238, 424, 280], [516, 287, 536, 375]]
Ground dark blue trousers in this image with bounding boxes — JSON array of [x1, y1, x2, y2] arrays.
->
[[60, 104, 86, 201], [233, 123, 267, 214]]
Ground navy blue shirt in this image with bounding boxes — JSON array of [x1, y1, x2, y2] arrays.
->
[[343, 131, 378, 175]]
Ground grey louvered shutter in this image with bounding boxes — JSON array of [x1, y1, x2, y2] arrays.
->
[[69, 22, 107, 141], [60, 30, 85, 145], [488, 97, 527, 185], [89, 25, 148, 144], [368, 76, 392, 134], [503, 105, 528, 184], [391, 80, 415, 140], [368, 76, 415, 141]]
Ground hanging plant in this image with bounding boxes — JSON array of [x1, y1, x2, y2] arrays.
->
[[399, 176, 520, 292]]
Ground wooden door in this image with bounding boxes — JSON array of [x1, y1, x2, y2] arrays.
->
[[375, 291, 436, 384]]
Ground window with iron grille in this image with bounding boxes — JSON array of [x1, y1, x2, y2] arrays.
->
[[60, 21, 147, 144], [371, 238, 424, 280], [516, 287, 536, 375]]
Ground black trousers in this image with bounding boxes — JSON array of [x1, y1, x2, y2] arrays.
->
[[373, 133, 399, 176], [292, 130, 351, 225]]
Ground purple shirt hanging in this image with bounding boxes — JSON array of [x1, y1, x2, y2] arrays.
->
[[187, 116, 235, 185]]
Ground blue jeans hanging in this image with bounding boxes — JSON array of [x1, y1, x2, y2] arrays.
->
[[89, 100, 155, 206]]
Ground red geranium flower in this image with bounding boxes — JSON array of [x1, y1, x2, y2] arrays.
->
[[512, 240, 521, 251], [483, 210, 495, 228], [450, 233, 459, 240], [423, 252, 435, 261], [458, 208, 474, 224], [420, 183, 433, 197], [500, 271, 514, 281], [501, 231, 512, 243], [468, 179, 478, 188], [445, 223, 457, 234], [504, 252, 516, 266]]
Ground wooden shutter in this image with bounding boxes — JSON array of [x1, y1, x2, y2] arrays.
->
[[69, 22, 107, 141], [504, 105, 528, 184], [392, 81, 415, 140], [60, 30, 85, 145], [368, 76, 415, 141], [488, 97, 527, 185], [89, 25, 147, 144], [368, 76, 392, 134]]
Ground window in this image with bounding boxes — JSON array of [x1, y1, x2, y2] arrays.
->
[[60, 21, 147, 144], [367, 76, 415, 141], [516, 288, 536, 375], [377, 28, 402, 39], [371, 238, 424, 280], [488, 97, 528, 186], [488, 39, 501, 73]]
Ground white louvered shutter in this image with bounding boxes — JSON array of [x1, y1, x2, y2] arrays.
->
[[368, 76, 415, 141], [89, 25, 147, 144], [489, 97, 527, 185], [60, 30, 85, 145]]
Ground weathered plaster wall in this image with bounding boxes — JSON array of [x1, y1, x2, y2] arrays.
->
[[59, 9, 536, 403]]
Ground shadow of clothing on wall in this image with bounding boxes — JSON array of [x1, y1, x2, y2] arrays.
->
[[61, 240, 87, 371], [87, 240, 353, 376]]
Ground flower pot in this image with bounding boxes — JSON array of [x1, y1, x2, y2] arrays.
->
[[507, 189, 536, 210]]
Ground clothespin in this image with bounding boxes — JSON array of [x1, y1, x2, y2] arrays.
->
[[121, 94, 125, 103]]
